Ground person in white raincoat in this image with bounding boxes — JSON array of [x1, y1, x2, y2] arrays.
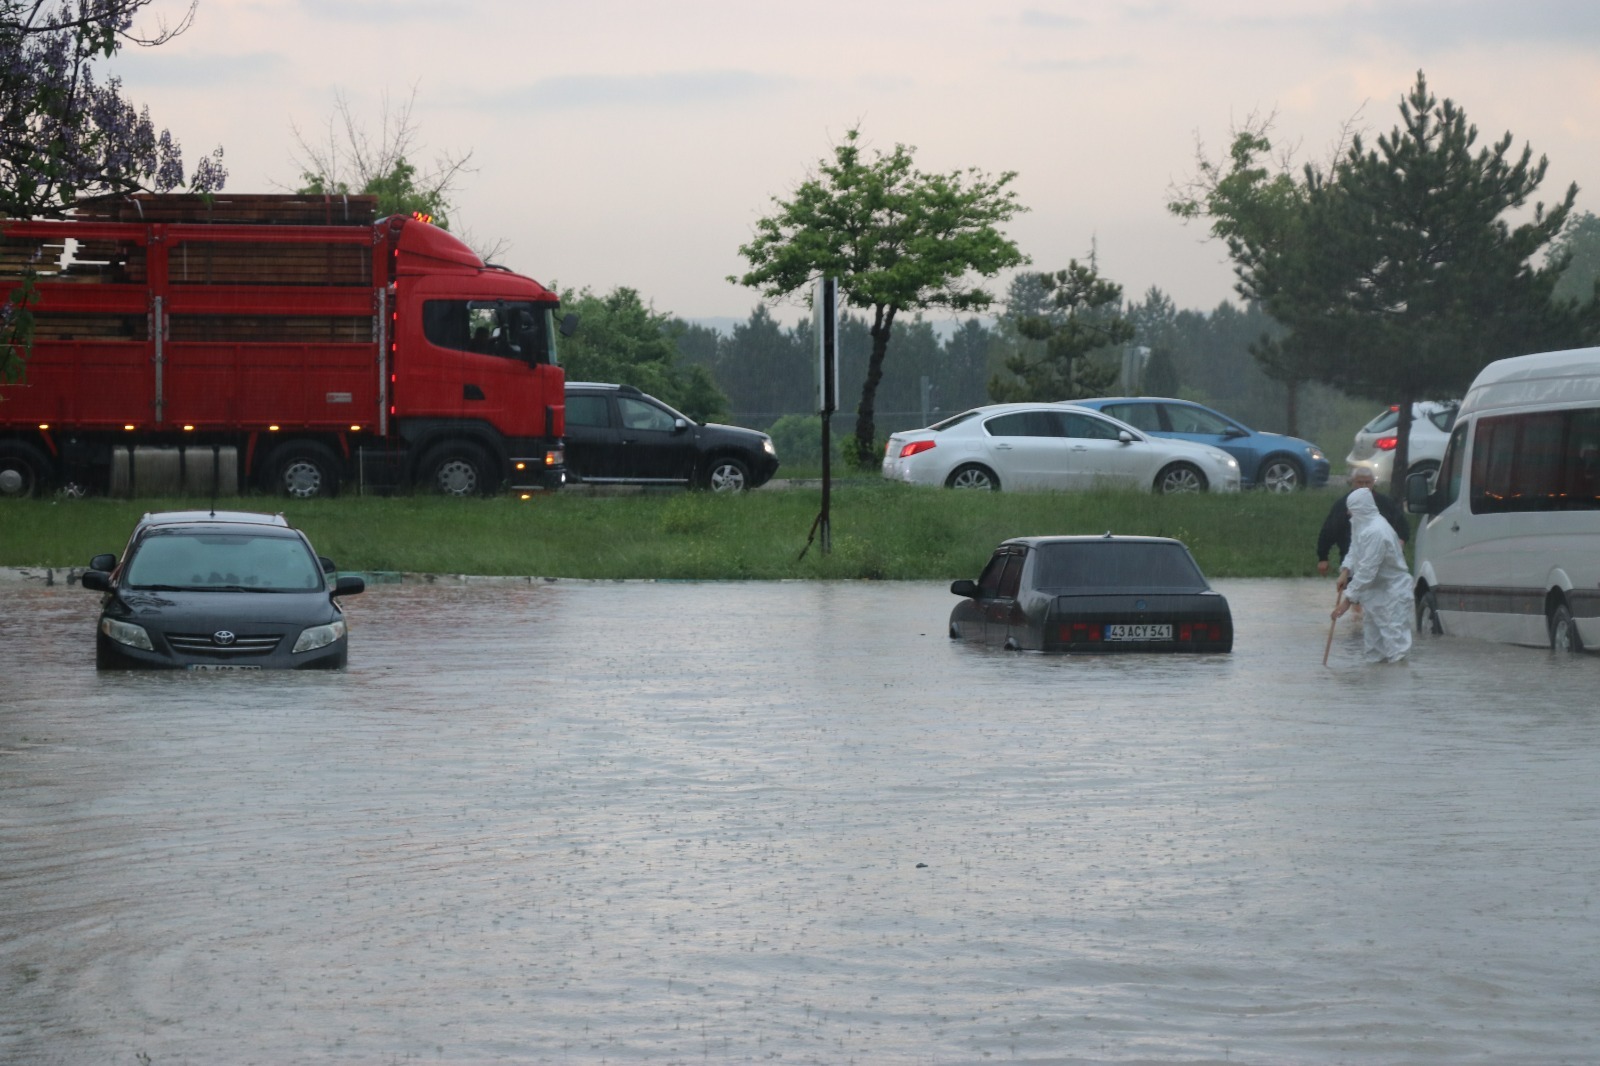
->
[[1332, 486, 1413, 663]]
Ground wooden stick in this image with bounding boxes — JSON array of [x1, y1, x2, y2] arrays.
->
[[1323, 588, 1341, 666]]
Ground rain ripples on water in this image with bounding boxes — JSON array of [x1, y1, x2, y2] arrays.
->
[[2, 577, 1598, 1064]]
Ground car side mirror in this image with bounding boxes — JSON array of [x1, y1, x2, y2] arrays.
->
[[1118, 430, 1136, 444], [81, 569, 112, 592], [331, 575, 365, 598], [89, 553, 116, 572], [1224, 426, 1248, 439], [950, 578, 980, 598], [674, 418, 689, 433]]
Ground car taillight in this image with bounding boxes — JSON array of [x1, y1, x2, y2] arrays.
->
[[899, 440, 937, 459], [1059, 622, 1102, 642], [1178, 623, 1226, 642], [1375, 436, 1399, 451]]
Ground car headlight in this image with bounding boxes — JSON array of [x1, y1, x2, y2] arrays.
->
[[1309, 449, 1325, 461], [292, 619, 347, 654], [763, 438, 776, 456], [100, 617, 154, 651]]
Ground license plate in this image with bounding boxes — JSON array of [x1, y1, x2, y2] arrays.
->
[[1104, 624, 1172, 642], [187, 664, 262, 671]]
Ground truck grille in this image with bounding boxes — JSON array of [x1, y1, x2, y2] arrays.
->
[[167, 632, 281, 655]]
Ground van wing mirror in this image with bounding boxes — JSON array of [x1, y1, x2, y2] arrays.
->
[[1405, 469, 1437, 514]]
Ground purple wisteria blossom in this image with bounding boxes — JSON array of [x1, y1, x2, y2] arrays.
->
[[0, 0, 226, 218]]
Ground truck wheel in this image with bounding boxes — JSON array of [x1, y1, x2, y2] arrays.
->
[[0, 441, 54, 498], [421, 442, 497, 496], [268, 442, 341, 499]]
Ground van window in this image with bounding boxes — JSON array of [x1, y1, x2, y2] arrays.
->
[[1436, 424, 1466, 509], [1471, 408, 1600, 513]]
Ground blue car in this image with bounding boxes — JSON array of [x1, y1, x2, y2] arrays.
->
[[1070, 397, 1329, 491]]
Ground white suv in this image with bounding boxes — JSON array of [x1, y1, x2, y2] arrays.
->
[[1346, 400, 1459, 484]]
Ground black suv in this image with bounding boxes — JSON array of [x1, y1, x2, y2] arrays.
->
[[563, 382, 779, 492]]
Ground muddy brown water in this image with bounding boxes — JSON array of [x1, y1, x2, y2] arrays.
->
[[2, 578, 1598, 1064]]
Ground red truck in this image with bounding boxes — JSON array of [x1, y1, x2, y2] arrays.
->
[[0, 194, 569, 498]]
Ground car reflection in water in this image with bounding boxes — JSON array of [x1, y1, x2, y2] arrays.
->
[[80, 510, 365, 670], [949, 534, 1233, 652]]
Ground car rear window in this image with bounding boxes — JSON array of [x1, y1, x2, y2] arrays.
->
[[1033, 542, 1208, 591], [1363, 408, 1401, 433]]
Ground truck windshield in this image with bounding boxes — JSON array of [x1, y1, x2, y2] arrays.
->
[[423, 300, 558, 365]]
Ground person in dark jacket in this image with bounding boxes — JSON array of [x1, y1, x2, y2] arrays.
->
[[1317, 467, 1409, 575]]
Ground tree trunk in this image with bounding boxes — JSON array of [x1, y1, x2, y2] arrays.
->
[[1391, 396, 1415, 497], [852, 304, 896, 467]]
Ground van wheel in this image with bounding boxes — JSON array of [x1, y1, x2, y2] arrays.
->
[[1416, 588, 1443, 636], [1549, 601, 1584, 654]]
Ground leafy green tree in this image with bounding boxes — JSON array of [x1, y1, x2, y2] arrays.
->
[[989, 261, 1134, 401], [940, 318, 996, 412], [291, 87, 472, 239], [559, 286, 730, 423], [1551, 210, 1600, 307], [733, 126, 1028, 464], [1173, 73, 1597, 486]]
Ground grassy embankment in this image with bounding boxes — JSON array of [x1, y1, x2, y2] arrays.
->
[[0, 481, 1352, 581]]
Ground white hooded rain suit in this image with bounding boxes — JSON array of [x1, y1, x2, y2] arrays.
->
[[1339, 486, 1413, 663]]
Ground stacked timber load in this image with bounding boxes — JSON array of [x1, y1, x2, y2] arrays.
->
[[68, 193, 380, 226]]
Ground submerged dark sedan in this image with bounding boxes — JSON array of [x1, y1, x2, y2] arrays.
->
[[949, 534, 1232, 652], [80, 510, 364, 670]]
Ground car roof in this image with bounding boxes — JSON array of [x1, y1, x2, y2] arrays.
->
[[999, 534, 1187, 549], [565, 381, 646, 397], [130, 511, 303, 541], [137, 510, 289, 528]]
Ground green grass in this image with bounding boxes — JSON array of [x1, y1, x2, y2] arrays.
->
[[1, 482, 1346, 580]]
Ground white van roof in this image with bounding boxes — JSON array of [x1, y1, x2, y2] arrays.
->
[[1462, 347, 1600, 416]]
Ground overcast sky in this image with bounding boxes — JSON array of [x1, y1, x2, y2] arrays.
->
[[110, 0, 1600, 325]]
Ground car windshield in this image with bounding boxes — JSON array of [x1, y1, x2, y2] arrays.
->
[[1033, 542, 1208, 591], [125, 532, 323, 591]]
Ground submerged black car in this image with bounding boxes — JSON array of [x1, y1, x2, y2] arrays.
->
[[564, 382, 779, 491], [949, 534, 1232, 652], [81, 510, 365, 670]]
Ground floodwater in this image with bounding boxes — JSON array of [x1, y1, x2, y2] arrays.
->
[[2, 576, 1598, 1066]]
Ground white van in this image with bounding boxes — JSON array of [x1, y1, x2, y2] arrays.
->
[[1406, 348, 1600, 654]]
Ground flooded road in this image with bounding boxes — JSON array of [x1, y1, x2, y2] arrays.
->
[[2, 577, 1598, 1064]]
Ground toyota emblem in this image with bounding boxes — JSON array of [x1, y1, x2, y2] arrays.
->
[[213, 630, 237, 646]]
